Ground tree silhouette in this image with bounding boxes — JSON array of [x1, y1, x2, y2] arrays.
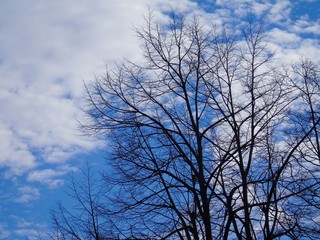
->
[[49, 163, 113, 239], [52, 12, 320, 240]]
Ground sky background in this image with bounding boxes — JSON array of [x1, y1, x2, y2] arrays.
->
[[0, 0, 319, 239]]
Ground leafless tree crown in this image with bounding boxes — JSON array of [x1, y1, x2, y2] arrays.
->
[[52, 13, 320, 240]]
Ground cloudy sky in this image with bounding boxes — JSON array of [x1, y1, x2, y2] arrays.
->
[[0, 0, 319, 239]]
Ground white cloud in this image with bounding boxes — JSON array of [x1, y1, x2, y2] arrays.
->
[[269, 28, 301, 46], [14, 186, 40, 203], [9, 215, 47, 239], [290, 16, 320, 35], [153, 0, 199, 13], [286, 39, 320, 62], [251, 2, 271, 16], [204, 0, 320, 67], [15, 229, 40, 239], [0, 0, 205, 180], [268, 0, 292, 24], [0, 123, 36, 176], [200, 0, 294, 29], [0, 0, 153, 177], [27, 165, 78, 188], [0, 0, 318, 182]]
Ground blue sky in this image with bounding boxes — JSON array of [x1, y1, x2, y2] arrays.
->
[[0, 0, 319, 239]]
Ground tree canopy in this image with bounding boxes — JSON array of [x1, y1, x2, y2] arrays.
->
[[51, 12, 320, 240]]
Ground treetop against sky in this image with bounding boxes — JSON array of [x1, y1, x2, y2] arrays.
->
[[0, 0, 319, 239]]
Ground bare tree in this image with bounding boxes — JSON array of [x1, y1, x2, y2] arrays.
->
[[49, 163, 114, 240], [53, 12, 320, 240]]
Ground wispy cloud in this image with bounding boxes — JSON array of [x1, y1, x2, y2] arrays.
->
[[14, 186, 40, 203], [27, 165, 78, 188], [0, 0, 151, 178], [8, 215, 47, 240], [268, 0, 291, 24], [290, 16, 320, 35], [0, 123, 36, 176], [0, 0, 204, 183], [15, 229, 41, 240], [269, 28, 301, 47]]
